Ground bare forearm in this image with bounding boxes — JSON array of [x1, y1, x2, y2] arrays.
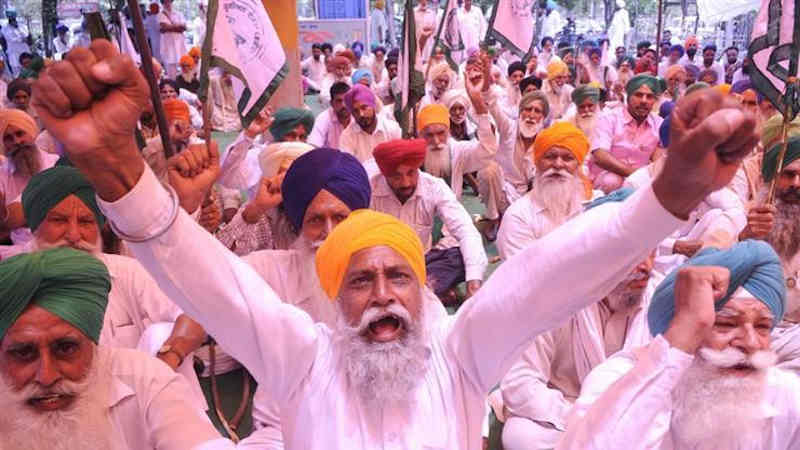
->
[[593, 149, 634, 177], [69, 139, 145, 202], [166, 314, 207, 356]]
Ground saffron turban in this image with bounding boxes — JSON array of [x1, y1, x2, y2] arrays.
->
[[179, 54, 195, 68], [520, 91, 550, 118], [344, 84, 376, 113], [664, 64, 686, 80], [417, 104, 450, 131], [0, 248, 111, 342], [336, 49, 357, 64], [761, 114, 800, 149], [625, 74, 665, 96], [547, 58, 568, 79], [22, 166, 106, 232], [373, 139, 426, 175], [648, 240, 786, 336], [162, 99, 190, 123], [685, 35, 698, 48], [189, 46, 201, 59], [330, 55, 350, 67], [533, 122, 590, 164], [571, 85, 600, 105], [714, 83, 731, 95], [315, 210, 425, 299], [762, 136, 800, 182], [258, 142, 314, 178], [269, 107, 315, 142], [351, 69, 373, 85], [0, 108, 38, 139], [281, 148, 371, 230]]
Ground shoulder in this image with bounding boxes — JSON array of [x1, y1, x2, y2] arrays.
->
[[106, 346, 178, 393]]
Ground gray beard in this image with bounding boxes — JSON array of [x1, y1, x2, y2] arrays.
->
[[604, 278, 645, 312], [574, 114, 596, 136], [11, 146, 41, 178], [332, 304, 431, 409], [531, 171, 585, 232], [0, 347, 114, 450], [424, 145, 452, 180], [764, 195, 800, 261]]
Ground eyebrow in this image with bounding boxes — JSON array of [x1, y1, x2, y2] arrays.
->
[[717, 308, 774, 321]]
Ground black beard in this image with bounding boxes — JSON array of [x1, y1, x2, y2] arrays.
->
[[687, 49, 697, 58]]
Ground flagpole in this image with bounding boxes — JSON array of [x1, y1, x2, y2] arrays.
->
[[655, 0, 663, 63], [126, 0, 175, 158], [766, 78, 797, 205]]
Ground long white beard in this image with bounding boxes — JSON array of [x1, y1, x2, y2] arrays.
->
[[670, 347, 777, 450], [34, 234, 103, 256], [518, 120, 543, 139], [424, 144, 452, 180], [531, 169, 585, 231], [0, 348, 114, 450], [574, 113, 596, 136], [333, 302, 431, 409]]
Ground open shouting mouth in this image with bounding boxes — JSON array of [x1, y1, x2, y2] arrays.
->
[[366, 313, 407, 342]]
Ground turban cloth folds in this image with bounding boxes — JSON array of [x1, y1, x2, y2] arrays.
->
[[626, 74, 665, 97], [269, 107, 315, 142], [442, 89, 470, 110], [533, 122, 590, 164], [571, 85, 600, 105], [373, 139, 427, 175], [429, 62, 454, 85], [162, 99, 190, 123], [281, 148, 371, 230], [179, 54, 195, 68], [665, 64, 686, 80], [316, 210, 425, 299], [344, 84, 376, 113], [258, 142, 314, 178], [648, 240, 785, 336], [0, 248, 111, 342], [547, 58, 568, 79], [685, 35, 698, 48], [189, 46, 201, 59], [0, 108, 38, 140], [762, 136, 800, 182], [417, 104, 450, 131], [761, 114, 800, 149], [351, 69, 373, 85], [22, 166, 106, 232], [584, 187, 635, 210]]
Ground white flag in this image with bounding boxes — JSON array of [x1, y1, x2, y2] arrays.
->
[[117, 15, 141, 66], [200, 0, 287, 127], [487, 0, 537, 57]]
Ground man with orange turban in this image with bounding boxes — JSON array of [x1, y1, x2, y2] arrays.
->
[[370, 138, 487, 303], [543, 57, 574, 120], [497, 122, 593, 260], [176, 54, 199, 94], [320, 51, 354, 106], [141, 98, 196, 182], [680, 35, 700, 65]]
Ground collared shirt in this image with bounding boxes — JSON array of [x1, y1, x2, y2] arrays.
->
[[370, 171, 488, 281], [559, 335, 800, 450], [339, 114, 402, 163], [98, 164, 685, 450], [301, 56, 327, 85], [0, 148, 59, 245], [496, 192, 576, 260], [99, 346, 233, 450], [589, 106, 662, 178], [308, 107, 349, 149]]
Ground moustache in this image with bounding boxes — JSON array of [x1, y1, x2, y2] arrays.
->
[[698, 347, 777, 371], [541, 168, 574, 180], [355, 303, 413, 335]]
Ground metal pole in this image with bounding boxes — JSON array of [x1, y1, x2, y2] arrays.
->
[[126, 0, 175, 158], [655, 0, 663, 63]]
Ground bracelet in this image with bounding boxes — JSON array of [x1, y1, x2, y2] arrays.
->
[[107, 184, 181, 243]]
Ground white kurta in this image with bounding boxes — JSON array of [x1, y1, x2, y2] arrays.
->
[[301, 56, 327, 86], [558, 335, 800, 450], [437, 113, 498, 200], [541, 10, 563, 40], [457, 6, 488, 56], [414, 5, 439, 64], [486, 90, 534, 196], [144, 14, 162, 61], [496, 193, 577, 261], [607, 9, 630, 52], [97, 163, 685, 450], [217, 132, 264, 193], [0, 148, 59, 245], [308, 107, 348, 149], [339, 115, 402, 162], [157, 9, 187, 65], [2, 24, 28, 75], [52, 36, 71, 59], [370, 171, 488, 282]]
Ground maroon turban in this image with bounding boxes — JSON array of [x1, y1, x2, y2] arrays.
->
[[373, 139, 427, 175]]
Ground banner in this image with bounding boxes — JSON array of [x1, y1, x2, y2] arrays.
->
[[748, 0, 800, 119], [199, 0, 288, 127], [486, 0, 537, 58]]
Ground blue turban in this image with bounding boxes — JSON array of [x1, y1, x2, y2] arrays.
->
[[352, 41, 365, 60], [584, 187, 635, 211], [648, 240, 786, 336], [731, 79, 753, 94], [351, 69, 373, 85], [659, 100, 674, 119], [659, 113, 672, 147], [281, 148, 371, 230], [669, 44, 684, 57]]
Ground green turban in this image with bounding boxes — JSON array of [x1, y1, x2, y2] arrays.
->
[[684, 81, 710, 97], [269, 107, 315, 142], [571, 85, 601, 105], [626, 74, 666, 97], [22, 166, 106, 232], [762, 136, 800, 182], [0, 248, 111, 343]]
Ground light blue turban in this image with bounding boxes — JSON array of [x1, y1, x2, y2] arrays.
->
[[584, 187, 635, 211], [351, 69, 373, 85], [648, 240, 786, 336]]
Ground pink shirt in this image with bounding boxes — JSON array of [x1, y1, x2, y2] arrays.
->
[[588, 107, 662, 178]]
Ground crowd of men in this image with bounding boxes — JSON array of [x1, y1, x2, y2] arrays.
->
[[1, 1, 800, 449]]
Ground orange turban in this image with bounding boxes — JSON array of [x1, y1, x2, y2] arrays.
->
[[0, 108, 39, 140], [189, 46, 201, 59], [179, 54, 195, 68], [373, 139, 427, 175], [162, 99, 190, 123], [417, 104, 450, 131], [336, 49, 357, 64], [715, 83, 731, 95], [685, 35, 698, 47], [742, 88, 757, 103], [547, 58, 568, 79], [533, 122, 590, 164], [316, 210, 426, 299]]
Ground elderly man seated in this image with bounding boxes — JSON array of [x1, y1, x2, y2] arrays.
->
[[559, 84, 601, 138], [0, 248, 232, 449], [559, 241, 799, 449], [31, 39, 758, 449]]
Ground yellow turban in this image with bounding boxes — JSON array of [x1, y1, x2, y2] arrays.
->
[[0, 108, 38, 140], [533, 122, 590, 164], [546, 57, 568, 79], [316, 210, 426, 300], [417, 104, 450, 131]]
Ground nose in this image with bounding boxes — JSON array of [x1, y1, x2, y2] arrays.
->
[[734, 325, 762, 355], [35, 352, 62, 388], [64, 218, 82, 244], [790, 173, 800, 188], [370, 274, 394, 308], [552, 156, 567, 170]]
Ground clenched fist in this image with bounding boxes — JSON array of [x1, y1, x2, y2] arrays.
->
[[665, 266, 731, 353]]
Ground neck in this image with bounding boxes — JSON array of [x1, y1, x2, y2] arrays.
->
[[361, 118, 378, 134], [520, 134, 536, 147], [628, 108, 647, 125]]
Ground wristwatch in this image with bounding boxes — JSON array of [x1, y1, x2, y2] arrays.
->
[[157, 344, 186, 366]]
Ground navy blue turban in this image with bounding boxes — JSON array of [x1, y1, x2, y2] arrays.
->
[[281, 148, 371, 230], [648, 240, 786, 336]]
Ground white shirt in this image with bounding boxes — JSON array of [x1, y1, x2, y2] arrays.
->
[[541, 10, 563, 40], [486, 91, 534, 195], [158, 8, 187, 65], [52, 36, 71, 58], [436, 113, 499, 200], [301, 56, 327, 86], [370, 171, 488, 281], [370, 8, 387, 45], [217, 132, 264, 192], [144, 14, 162, 59], [98, 164, 685, 450], [559, 335, 800, 450], [339, 114, 402, 162], [319, 73, 351, 107], [2, 24, 29, 73], [497, 192, 576, 260], [457, 6, 488, 55], [308, 108, 348, 149], [1, 148, 59, 245]]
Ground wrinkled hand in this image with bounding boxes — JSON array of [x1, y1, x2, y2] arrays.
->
[[741, 205, 776, 240], [666, 266, 730, 353], [199, 193, 222, 232], [653, 89, 758, 219], [242, 175, 283, 224], [465, 66, 488, 115], [245, 106, 274, 139], [167, 141, 221, 214], [673, 239, 703, 257]]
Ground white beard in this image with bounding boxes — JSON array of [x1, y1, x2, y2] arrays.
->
[[531, 169, 585, 232], [424, 144, 452, 180], [34, 233, 103, 256], [670, 347, 777, 450], [574, 113, 596, 136], [604, 271, 647, 312], [332, 302, 431, 409], [0, 348, 114, 450], [518, 120, 543, 139]]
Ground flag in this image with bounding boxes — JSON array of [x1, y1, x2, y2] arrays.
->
[[748, 0, 800, 120], [397, 0, 425, 137], [116, 14, 141, 66], [432, 0, 463, 71], [486, 0, 537, 58], [199, 0, 287, 128]]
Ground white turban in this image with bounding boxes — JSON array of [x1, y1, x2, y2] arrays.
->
[[616, 0, 626, 7], [259, 142, 315, 178]]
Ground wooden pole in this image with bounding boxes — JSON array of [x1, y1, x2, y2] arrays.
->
[[655, 0, 664, 63], [126, 0, 175, 158], [766, 79, 797, 205]]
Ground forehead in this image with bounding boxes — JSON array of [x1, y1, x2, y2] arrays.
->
[[543, 145, 576, 158], [306, 189, 351, 215], [48, 194, 94, 216], [718, 297, 772, 319], [579, 97, 597, 106], [346, 245, 416, 275], [782, 159, 800, 173], [2, 305, 84, 345], [633, 84, 654, 95], [423, 123, 449, 134]]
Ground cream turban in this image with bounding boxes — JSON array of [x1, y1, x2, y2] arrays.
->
[[259, 142, 315, 178]]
